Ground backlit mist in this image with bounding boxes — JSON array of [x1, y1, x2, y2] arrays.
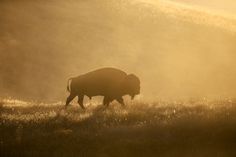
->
[[1, 0, 236, 101]]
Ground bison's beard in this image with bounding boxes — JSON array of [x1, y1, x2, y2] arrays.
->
[[131, 94, 135, 100]]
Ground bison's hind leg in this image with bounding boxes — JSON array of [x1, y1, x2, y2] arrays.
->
[[78, 95, 85, 109], [65, 93, 76, 107], [103, 96, 111, 107]]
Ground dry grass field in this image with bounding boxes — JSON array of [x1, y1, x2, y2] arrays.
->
[[1, 98, 236, 157]]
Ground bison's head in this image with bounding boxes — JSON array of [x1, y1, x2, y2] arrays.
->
[[123, 74, 140, 99]]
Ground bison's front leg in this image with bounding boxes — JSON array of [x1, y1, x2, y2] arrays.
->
[[78, 95, 85, 109], [116, 97, 125, 106]]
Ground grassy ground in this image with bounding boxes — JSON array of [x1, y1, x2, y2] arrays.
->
[[0, 98, 236, 157]]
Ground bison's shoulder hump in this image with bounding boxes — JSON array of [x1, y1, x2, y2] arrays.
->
[[85, 67, 127, 76]]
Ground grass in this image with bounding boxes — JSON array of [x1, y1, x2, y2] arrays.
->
[[0, 98, 236, 157]]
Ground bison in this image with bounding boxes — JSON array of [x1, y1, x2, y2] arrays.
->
[[65, 67, 140, 109]]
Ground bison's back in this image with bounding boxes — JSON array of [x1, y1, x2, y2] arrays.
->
[[72, 68, 127, 96]]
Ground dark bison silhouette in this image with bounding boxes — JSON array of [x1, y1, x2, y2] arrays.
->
[[65, 67, 140, 109]]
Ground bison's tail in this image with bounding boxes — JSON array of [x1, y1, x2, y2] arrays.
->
[[67, 78, 73, 92]]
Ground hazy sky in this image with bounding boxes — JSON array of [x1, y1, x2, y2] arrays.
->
[[171, 0, 236, 14]]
